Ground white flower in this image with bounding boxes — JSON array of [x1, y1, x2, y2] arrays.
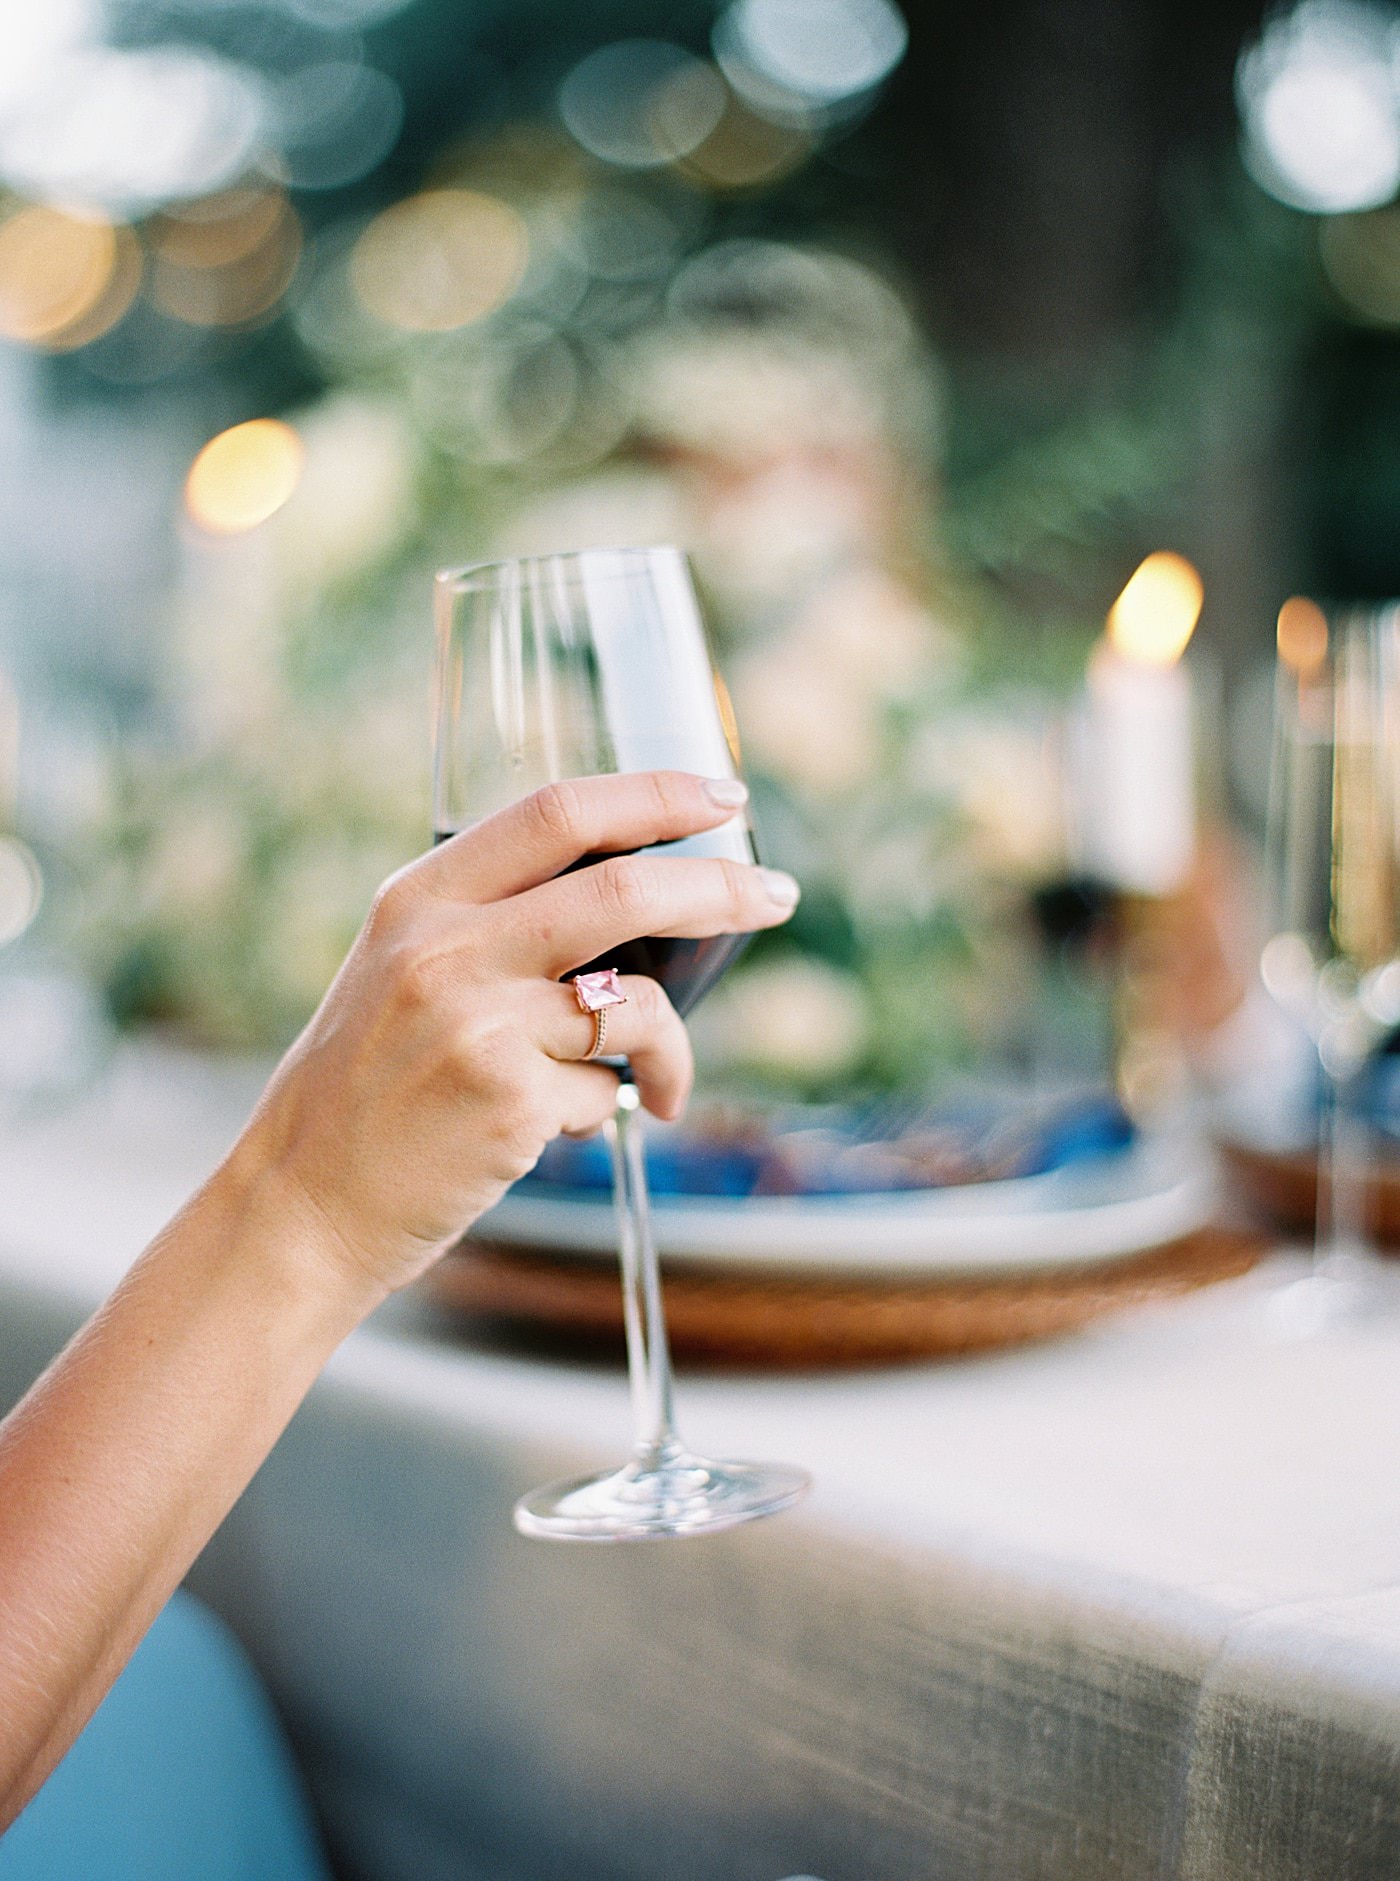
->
[[730, 566, 943, 794], [496, 470, 685, 558], [274, 395, 414, 591], [701, 956, 869, 1081], [912, 708, 1068, 875], [260, 840, 381, 1009], [694, 459, 876, 601], [732, 644, 881, 794], [843, 826, 947, 921], [635, 331, 885, 463], [788, 567, 942, 690], [143, 798, 246, 922]]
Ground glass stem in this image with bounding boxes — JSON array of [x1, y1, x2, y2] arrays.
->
[[1316, 1040, 1369, 1273], [606, 1078, 680, 1468]]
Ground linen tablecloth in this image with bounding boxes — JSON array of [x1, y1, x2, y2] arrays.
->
[[2, 1044, 1399, 1880]]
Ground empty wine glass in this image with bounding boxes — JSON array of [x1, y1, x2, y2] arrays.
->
[[433, 545, 811, 1540], [1261, 603, 1400, 1329]]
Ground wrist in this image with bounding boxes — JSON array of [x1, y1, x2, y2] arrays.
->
[[205, 1140, 393, 1345]]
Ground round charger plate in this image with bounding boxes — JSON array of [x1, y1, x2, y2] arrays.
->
[[427, 1228, 1263, 1366], [470, 1134, 1217, 1281]]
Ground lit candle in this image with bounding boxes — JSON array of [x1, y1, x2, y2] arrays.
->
[[1078, 551, 1203, 896]]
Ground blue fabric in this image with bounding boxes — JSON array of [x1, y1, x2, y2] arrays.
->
[[0, 1591, 330, 1881], [524, 1090, 1136, 1198]]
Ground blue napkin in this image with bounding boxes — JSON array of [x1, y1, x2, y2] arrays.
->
[[522, 1091, 1135, 1201]]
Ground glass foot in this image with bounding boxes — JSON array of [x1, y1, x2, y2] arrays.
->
[[1265, 1256, 1400, 1338], [1267, 1270, 1360, 1338], [513, 1446, 810, 1543]]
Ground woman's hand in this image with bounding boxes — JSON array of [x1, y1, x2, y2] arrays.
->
[[228, 771, 799, 1304], [0, 768, 800, 1825]]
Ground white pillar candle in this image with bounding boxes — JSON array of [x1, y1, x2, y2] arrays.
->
[[1076, 552, 1203, 897], [1081, 643, 1195, 893]]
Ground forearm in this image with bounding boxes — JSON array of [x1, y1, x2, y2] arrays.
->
[[0, 771, 791, 1830], [0, 1157, 381, 1826]]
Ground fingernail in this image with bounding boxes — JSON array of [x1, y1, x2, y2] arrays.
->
[[704, 777, 749, 808], [759, 867, 800, 907]]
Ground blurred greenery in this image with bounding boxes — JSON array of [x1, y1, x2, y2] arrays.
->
[[24, 0, 1400, 1094]]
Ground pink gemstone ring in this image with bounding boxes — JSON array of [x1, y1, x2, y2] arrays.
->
[[572, 967, 627, 1060]]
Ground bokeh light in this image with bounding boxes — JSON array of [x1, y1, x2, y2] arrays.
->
[[185, 419, 305, 535], [1237, 1, 1400, 214], [350, 190, 528, 332], [561, 186, 682, 282], [1319, 206, 1400, 324], [675, 95, 813, 190], [667, 239, 918, 366], [270, 61, 404, 192], [430, 332, 583, 465], [0, 0, 97, 120], [79, 300, 208, 388], [152, 187, 303, 328], [1276, 594, 1330, 673], [1107, 552, 1204, 666], [559, 41, 726, 170], [714, 0, 908, 125], [154, 187, 286, 270], [0, 837, 42, 948], [0, 47, 266, 217], [0, 202, 140, 350]]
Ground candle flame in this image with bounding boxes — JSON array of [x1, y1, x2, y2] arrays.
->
[[1107, 552, 1203, 667], [1276, 595, 1329, 676]]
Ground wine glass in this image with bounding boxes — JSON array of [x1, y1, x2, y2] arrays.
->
[[1261, 604, 1400, 1328], [433, 545, 811, 1540]]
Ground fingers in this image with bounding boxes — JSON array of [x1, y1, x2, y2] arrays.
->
[[424, 772, 751, 904], [548, 1061, 629, 1137], [503, 853, 800, 979], [524, 975, 693, 1120]]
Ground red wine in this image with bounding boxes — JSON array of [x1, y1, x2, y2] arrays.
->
[[576, 924, 750, 1018], [433, 828, 755, 1016]]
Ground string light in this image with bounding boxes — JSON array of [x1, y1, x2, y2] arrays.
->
[[350, 190, 527, 332], [0, 202, 139, 350], [185, 419, 304, 535]]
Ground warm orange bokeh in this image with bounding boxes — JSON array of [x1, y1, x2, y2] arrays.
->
[[1275, 594, 1329, 675], [0, 203, 141, 352], [151, 187, 303, 329], [350, 190, 528, 332], [185, 419, 305, 535]]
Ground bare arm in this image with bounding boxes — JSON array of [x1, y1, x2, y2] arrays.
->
[[0, 1166, 374, 1821], [0, 770, 797, 1826]]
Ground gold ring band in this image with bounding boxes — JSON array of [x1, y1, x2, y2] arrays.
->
[[584, 1006, 608, 1060], [571, 967, 625, 1061]]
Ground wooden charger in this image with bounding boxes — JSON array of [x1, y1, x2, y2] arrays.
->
[[425, 1228, 1263, 1368]]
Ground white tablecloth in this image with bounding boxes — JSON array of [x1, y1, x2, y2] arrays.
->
[[3, 1044, 1399, 1880]]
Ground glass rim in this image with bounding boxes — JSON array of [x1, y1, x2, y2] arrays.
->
[[435, 543, 689, 594]]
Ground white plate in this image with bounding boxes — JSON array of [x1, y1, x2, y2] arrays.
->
[[472, 1135, 1218, 1279]]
